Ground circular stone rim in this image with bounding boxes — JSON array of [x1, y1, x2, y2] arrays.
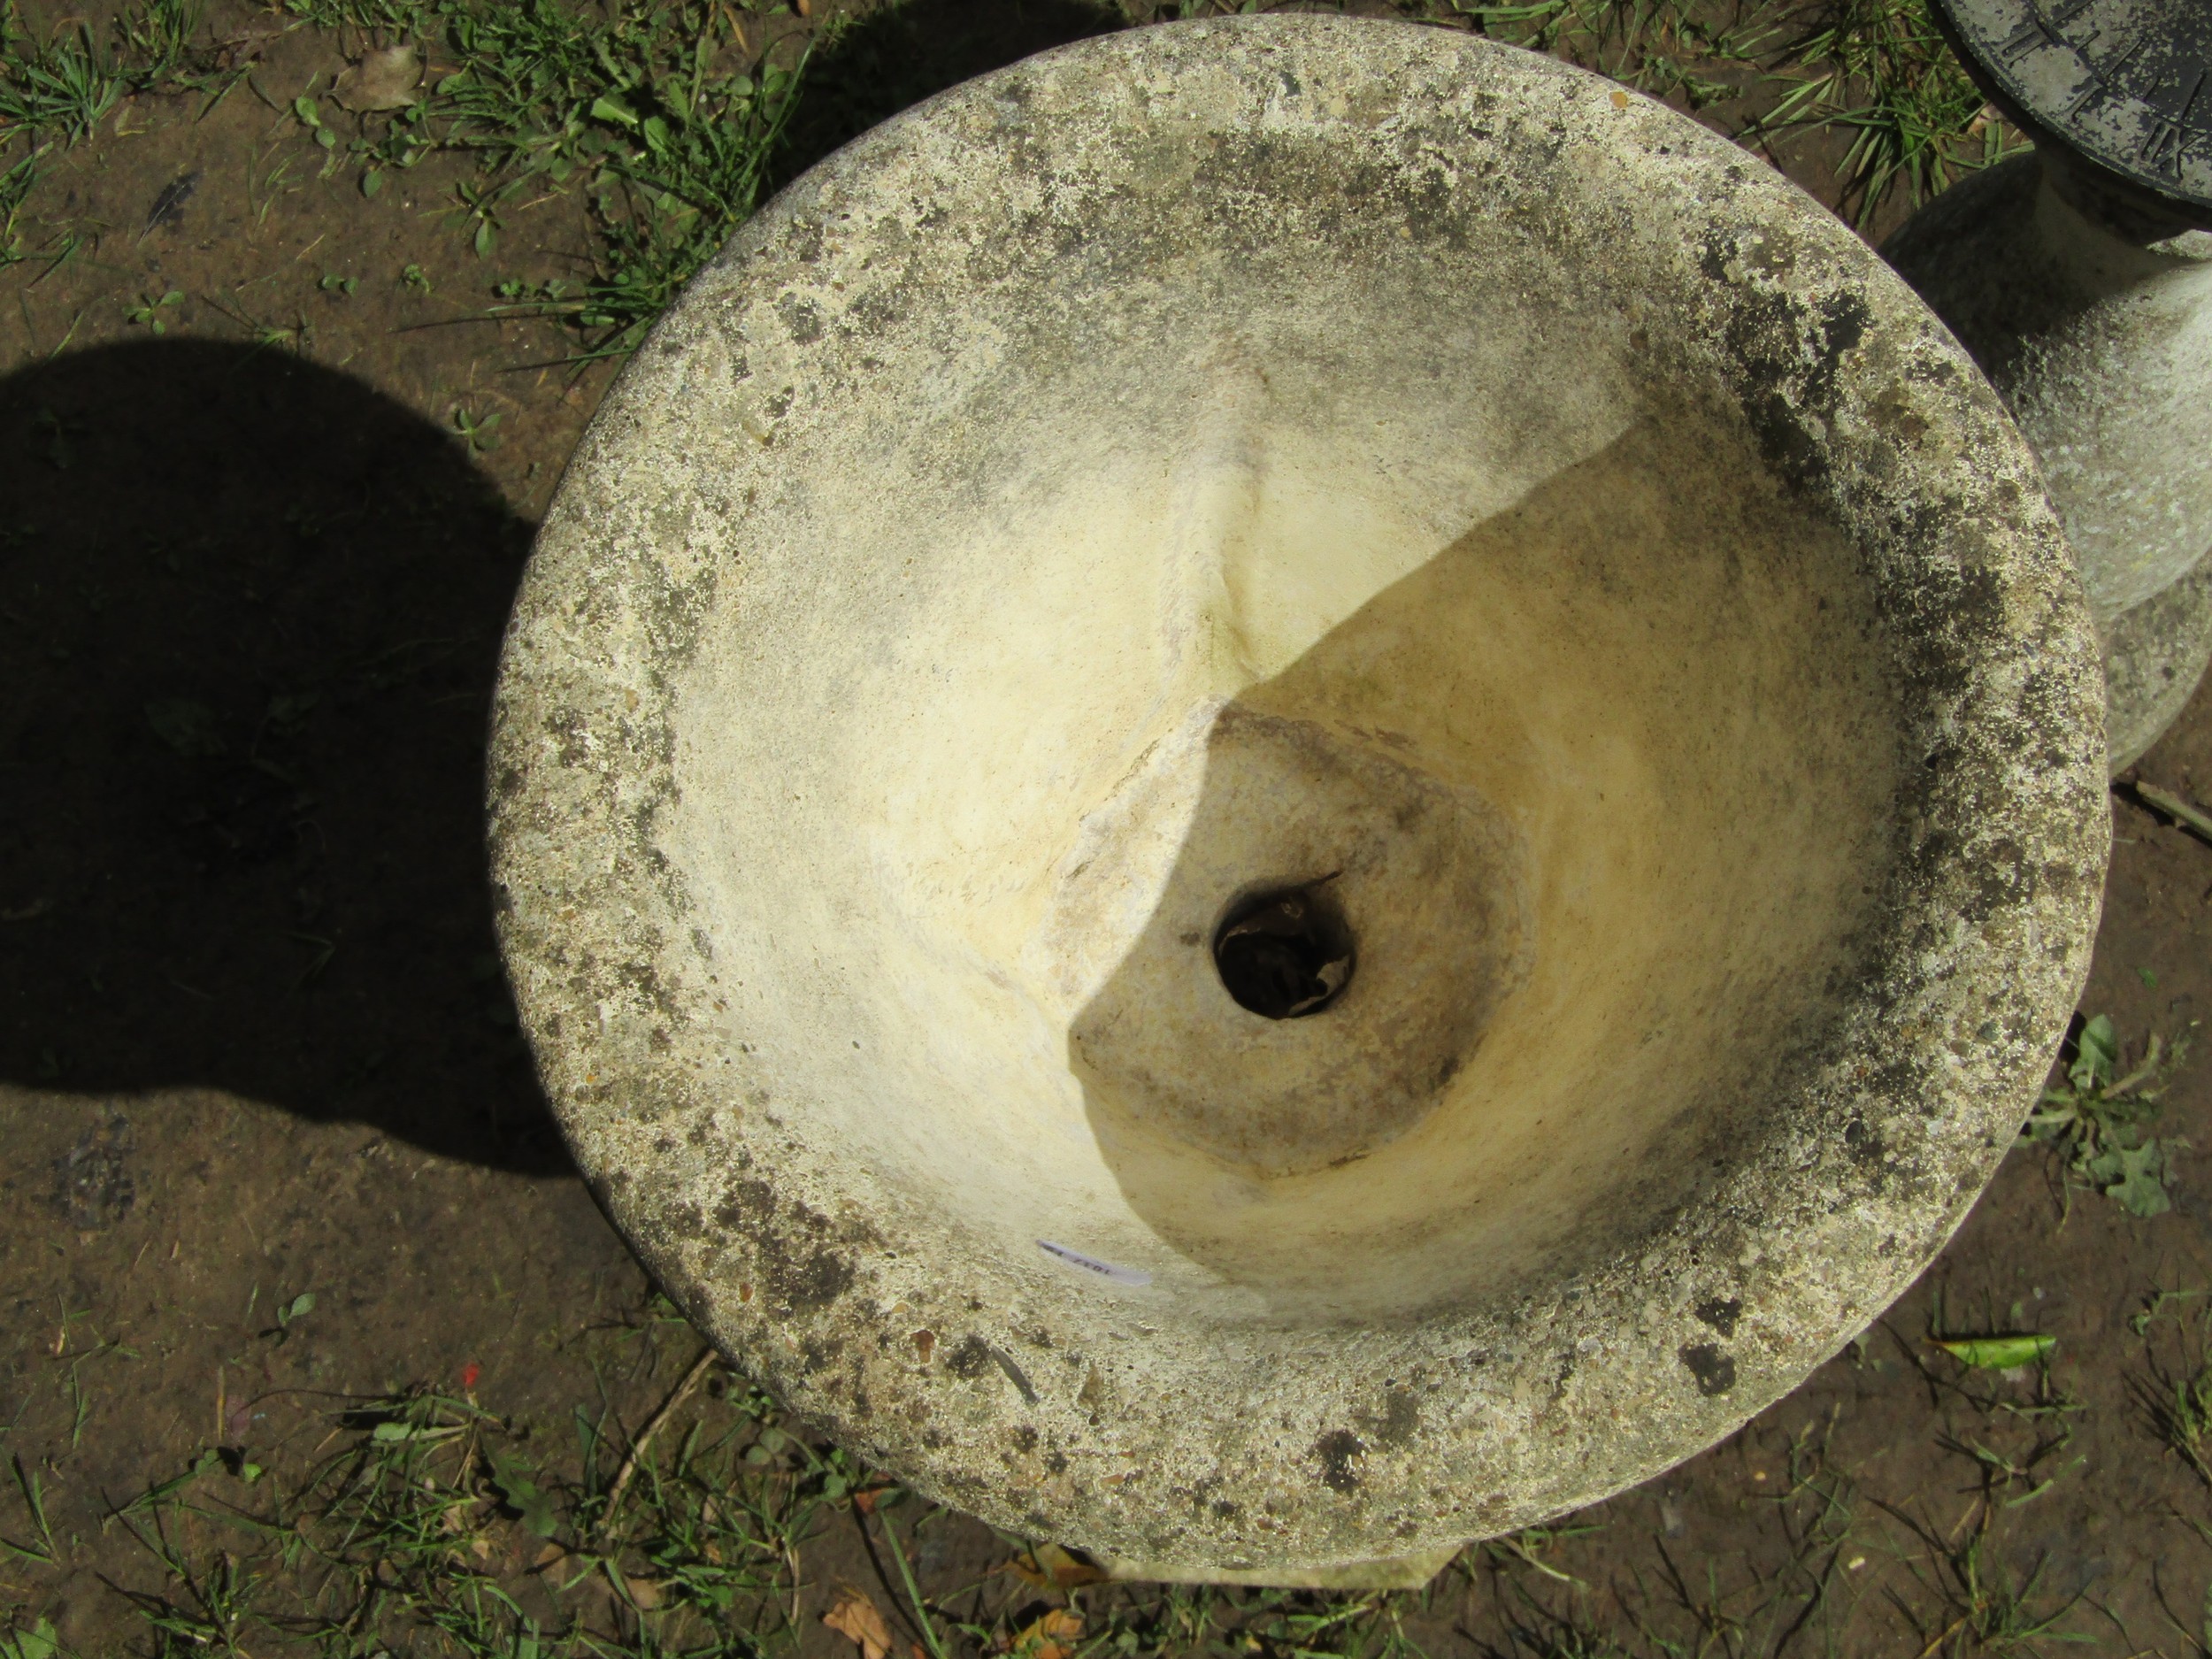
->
[[489, 17, 2109, 1573]]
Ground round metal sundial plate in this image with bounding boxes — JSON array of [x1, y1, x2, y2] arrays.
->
[[1934, 0, 2212, 219]]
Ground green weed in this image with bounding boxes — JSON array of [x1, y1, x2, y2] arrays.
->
[[436, 0, 806, 356], [2149, 1359, 2212, 1490], [126, 288, 184, 332], [1476, 1519, 1602, 1586], [3, 1453, 57, 1564], [1, 0, 227, 262], [2021, 1013, 2193, 1217], [452, 405, 501, 449], [0, 140, 34, 261], [0, 4, 114, 260]]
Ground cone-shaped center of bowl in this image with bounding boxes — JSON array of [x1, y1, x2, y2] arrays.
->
[[1213, 881, 1354, 1018]]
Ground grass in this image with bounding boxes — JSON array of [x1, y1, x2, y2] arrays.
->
[[282, 0, 810, 357], [1416, 0, 2019, 223], [2132, 1290, 2212, 1491], [103, 1363, 853, 1657], [3, 0, 2014, 333], [0, 0, 250, 263], [1886, 1529, 2085, 1659], [0, 2, 118, 263], [1421, 0, 1785, 115], [2020, 1013, 2193, 1217], [1741, 0, 2009, 223], [88, 1352, 1475, 1659], [1455, 1418, 1870, 1659], [0, 6, 120, 149], [1, 0, 803, 342]]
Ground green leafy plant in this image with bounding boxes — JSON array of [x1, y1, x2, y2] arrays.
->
[[126, 288, 184, 332], [2021, 1013, 2192, 1217], [1932, 1335, 2055, 1371], [452, 404, 502, 450], [0, 1617, 62, 1659]]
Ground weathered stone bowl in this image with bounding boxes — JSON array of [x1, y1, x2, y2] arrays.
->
[[490, 18, 2108, 1581]]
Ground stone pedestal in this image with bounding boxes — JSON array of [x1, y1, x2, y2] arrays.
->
[[1886, 152, 2212, 770]]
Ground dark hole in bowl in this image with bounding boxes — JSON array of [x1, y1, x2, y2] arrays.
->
[[1213, 880, 1355, 1019]]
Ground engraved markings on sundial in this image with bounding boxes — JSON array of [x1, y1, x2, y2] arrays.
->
[[2000, 13, 2061, 60], [1965, 2, 2208, 188], [2142, 70, 2205, 174]]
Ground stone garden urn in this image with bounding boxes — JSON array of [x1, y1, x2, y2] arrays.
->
[[490, 18, 2108, 1585]]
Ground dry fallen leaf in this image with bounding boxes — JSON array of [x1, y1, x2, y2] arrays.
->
[[824, 1588, 893, 1659], [624, 1573, 665, 1610], [1005, 1542, 1107, 1591], [1013, 1607, 1085, 1659], [334, 43, 422, 111]]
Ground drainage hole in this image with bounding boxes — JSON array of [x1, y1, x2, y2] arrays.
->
[[1212, 880, 1355, 1019]]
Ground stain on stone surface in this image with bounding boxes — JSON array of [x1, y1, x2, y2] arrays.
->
[[776, 295, 825, 345], [767, 1244, 851, 1310], [946, 1335, 994, 1379], [1364, 1385, 1419, 1448], [714, 1178, 854, 1309], [1314, 1428, 1366, 1494], [1694, 1297, 1742, 1337], [1679, 1342, 1737, 1396], [1843, 1115, 1888, 1177]]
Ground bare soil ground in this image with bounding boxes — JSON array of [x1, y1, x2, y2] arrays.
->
[[4, 2, 2211, 1655]]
